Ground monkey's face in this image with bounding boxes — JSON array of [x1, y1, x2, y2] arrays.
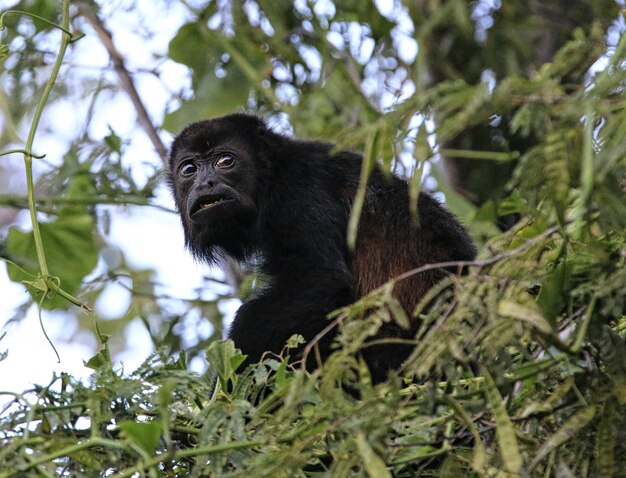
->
[[169, 120, 265, 262]]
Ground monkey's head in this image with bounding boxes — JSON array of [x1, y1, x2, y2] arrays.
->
[[168, 114, 275, 263]]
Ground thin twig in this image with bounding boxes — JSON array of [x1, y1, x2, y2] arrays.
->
[[0, 194, 176, 213], [76, 3, 169, 163], [393, 224, 562, 283]]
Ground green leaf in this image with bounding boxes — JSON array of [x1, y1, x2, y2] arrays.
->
[[596, 400, 617, 477], [26, 0, 58, 33], [6, 214, 98, 309], [446, 396, 487, 473], [118, 420, 163, 454], [104, 126, 122, 154], [537, 261, 572, 323], [274, 358, 289, 389], [285, 334, 305, 350], [164, 350, 188, 370], [498, 300, 553, 334], [530, 405, 596, 471], [206, 340, 247, 389], [483, 370, 522, 474], [333, 1, 394, 40], [84, 335, 111, 370], [355, 431, 391, 478], [62, 169, 97, 215], [163, 73, 250, 133], [168, 22, 211, 78]]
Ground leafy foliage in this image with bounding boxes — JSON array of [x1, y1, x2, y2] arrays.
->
[[6, 213, 97, 309], [1, 0, 625, 476]]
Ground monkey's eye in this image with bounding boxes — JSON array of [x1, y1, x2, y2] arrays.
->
[[215, 154, 235, 169], [179, 161, 197, 176]]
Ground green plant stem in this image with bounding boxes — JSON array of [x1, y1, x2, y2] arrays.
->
[[0, 149, 46, 159], [0, 10, 73, 36], [33, 402, 88, 412], [0, 194, 176, 213], [571, 294, 597, 352], [347, 126, 377, 250], [439, 148, 520, 162], [0, 438, 128, 478], [22, 0, 72, 278]]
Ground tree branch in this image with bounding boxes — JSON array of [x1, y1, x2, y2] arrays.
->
[[76, 3, 169, 163]]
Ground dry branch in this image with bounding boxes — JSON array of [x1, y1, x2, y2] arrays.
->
[[76, 3, 169, 163]]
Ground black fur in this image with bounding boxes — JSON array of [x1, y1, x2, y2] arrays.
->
[[169, 114, 476, 382]]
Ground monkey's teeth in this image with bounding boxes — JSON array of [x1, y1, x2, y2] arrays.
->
[[201, 198, 224, 209]]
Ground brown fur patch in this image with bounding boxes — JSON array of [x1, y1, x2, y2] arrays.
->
[[351, 218, 436, 319]]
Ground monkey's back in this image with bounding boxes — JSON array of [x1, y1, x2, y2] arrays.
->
[[351, 172, 475, 318]]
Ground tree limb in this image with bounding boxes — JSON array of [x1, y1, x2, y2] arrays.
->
[[76, 3, 169, 163]]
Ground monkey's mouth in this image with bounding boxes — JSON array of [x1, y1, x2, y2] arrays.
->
[[190, 194, 233, 217]]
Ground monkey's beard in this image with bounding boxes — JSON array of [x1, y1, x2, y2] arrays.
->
[[183, 207, 258, 265]]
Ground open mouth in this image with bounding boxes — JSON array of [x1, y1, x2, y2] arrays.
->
[[190, 194, 232, 217]]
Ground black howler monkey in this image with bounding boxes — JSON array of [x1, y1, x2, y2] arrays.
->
[[169, 114, 476, 382]]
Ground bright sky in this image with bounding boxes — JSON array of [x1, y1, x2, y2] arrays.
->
[[0, 202, 211, 392]]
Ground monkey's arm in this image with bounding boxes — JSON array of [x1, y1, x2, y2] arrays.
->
[[228, 263, 354, 367]]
